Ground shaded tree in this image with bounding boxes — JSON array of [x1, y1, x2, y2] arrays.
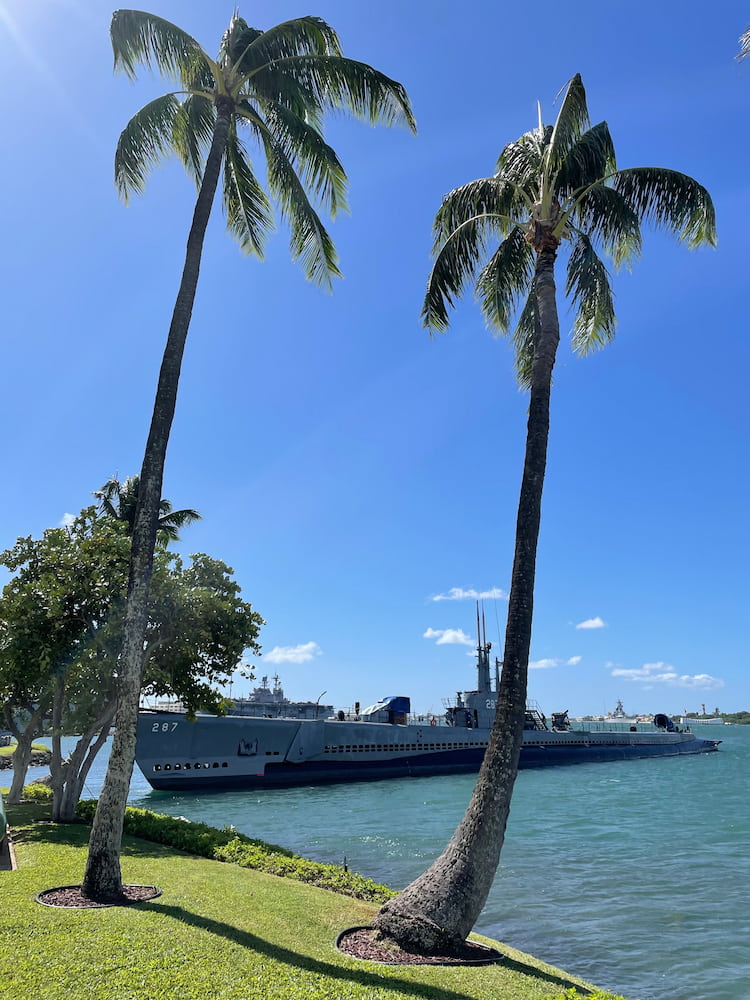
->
[[373, 74, 715, 953], [84, 10, 415, 900]]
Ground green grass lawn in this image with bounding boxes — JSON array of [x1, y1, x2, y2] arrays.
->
[[0, 801, 630, 1000]]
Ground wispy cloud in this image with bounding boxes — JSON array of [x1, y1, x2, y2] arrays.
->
[[610, 661, 725, 690], [529, 655, 582, 670], [59, 513, 75, 528], [530, 657, 561, 670], [431, 587, 507, 602], [265, 642, 322, 664], [423, 627, 474, 646], [576, 616, 606, 630]]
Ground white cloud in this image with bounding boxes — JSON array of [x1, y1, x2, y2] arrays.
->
[[264, 641, 322, 664], [423, 627, 474, 646], [59, 513, 75, 528], [431, 587, 507, 602], [529, 655, 581, 670], [576, 616, 606, 630], [530, 657, 561, 670], [610, 660, 725, 690]]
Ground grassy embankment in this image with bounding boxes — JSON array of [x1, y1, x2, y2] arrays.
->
[[0, 793, 632, 1000]]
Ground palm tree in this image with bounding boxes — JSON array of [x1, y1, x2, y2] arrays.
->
[[82, 10, 415, 900], [739, 26, 750, 61], [94, 474, 201, 546], [372, 74, 715, 953]]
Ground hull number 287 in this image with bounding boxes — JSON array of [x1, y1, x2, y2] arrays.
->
[[152, 722, 179, 733]]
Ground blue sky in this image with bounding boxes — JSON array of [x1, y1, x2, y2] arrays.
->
[[1, 0, 748, 717]]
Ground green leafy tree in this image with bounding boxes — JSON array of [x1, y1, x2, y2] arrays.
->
[[0, 508, 263, 821], [372, 74, 715, 953], [94, 474, 201, 546], [84, 10, 415, 900], [0, 511, 130, 805]]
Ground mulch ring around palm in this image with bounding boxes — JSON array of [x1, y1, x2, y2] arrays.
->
[[335, 926, 503, 966], [35, 884, 161, 908]]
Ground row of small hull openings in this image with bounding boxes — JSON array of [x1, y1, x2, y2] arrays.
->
[[149, 740, 489, 771], [324, 741, 488, 753]]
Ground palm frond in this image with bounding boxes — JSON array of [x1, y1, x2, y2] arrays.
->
[[114, 95, 181, 201], [475, 227, 534, 334], [154, 503, 202, 543], [566, 233, 616, 353], [222, 130, 274, 256], [569, 184, 641, 268], [256, 54, 416, 132], [111, 10, 213, 89], [94, 476, 124, 505], [219, 14, 264, 69], [254, 121, 340, 288], [422, 215, 506, 332], [496, 128, 548, 193], [433, 177, 522, 249], [252, 101, 349, 217], [510, 287, 539, 390], [738, 26, 750, 61], [228, 15, 342, 77], [240, 68, 325, 127], [554, 121, 616, 197], [172, 94, 216, 188], [611, 167, 716, 248], [546, 74, 590, 174], [93, 478, 121, 520]]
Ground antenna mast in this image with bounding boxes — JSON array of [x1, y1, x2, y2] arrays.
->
[[476, 601, 491, 693]]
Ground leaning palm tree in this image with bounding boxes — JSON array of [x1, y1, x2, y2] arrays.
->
[[82, 10, 414, 900], [94, 474, 201, 546], [372, 74, 715, 953]]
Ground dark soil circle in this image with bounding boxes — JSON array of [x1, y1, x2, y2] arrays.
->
[[335, 925, 503, 966], [35, 884, 161, 908]]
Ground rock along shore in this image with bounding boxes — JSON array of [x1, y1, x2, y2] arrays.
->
[[0, 749, 51, 771]]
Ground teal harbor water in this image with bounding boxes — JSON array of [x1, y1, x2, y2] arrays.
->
[[20, 724, 748, 1000]]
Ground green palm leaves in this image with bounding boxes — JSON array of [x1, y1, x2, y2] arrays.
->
[[111, 10, 415, 290], [94, 476, 201, 547], [423, 74, 715, 383]]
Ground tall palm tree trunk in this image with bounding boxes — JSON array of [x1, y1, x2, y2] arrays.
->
[[82, 98, 233, 900], [373, 246, 560, 952]]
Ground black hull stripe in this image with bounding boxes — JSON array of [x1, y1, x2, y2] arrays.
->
[[143, 739, 717, 792]]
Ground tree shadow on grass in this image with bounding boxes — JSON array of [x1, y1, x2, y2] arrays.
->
[[15, 818, 589, 997], [140, 901, 587, 1000], [11, 820, 185, 861]]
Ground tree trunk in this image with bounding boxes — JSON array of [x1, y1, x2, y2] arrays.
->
[[81, 99, 233, 901], [5, 702, 49, 804], [56, 724, 112, 823], [6, 734, 34, 804], [49, 676, 65, 821], [51, 705, 115, 823], [373, 246, 560, 952]]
